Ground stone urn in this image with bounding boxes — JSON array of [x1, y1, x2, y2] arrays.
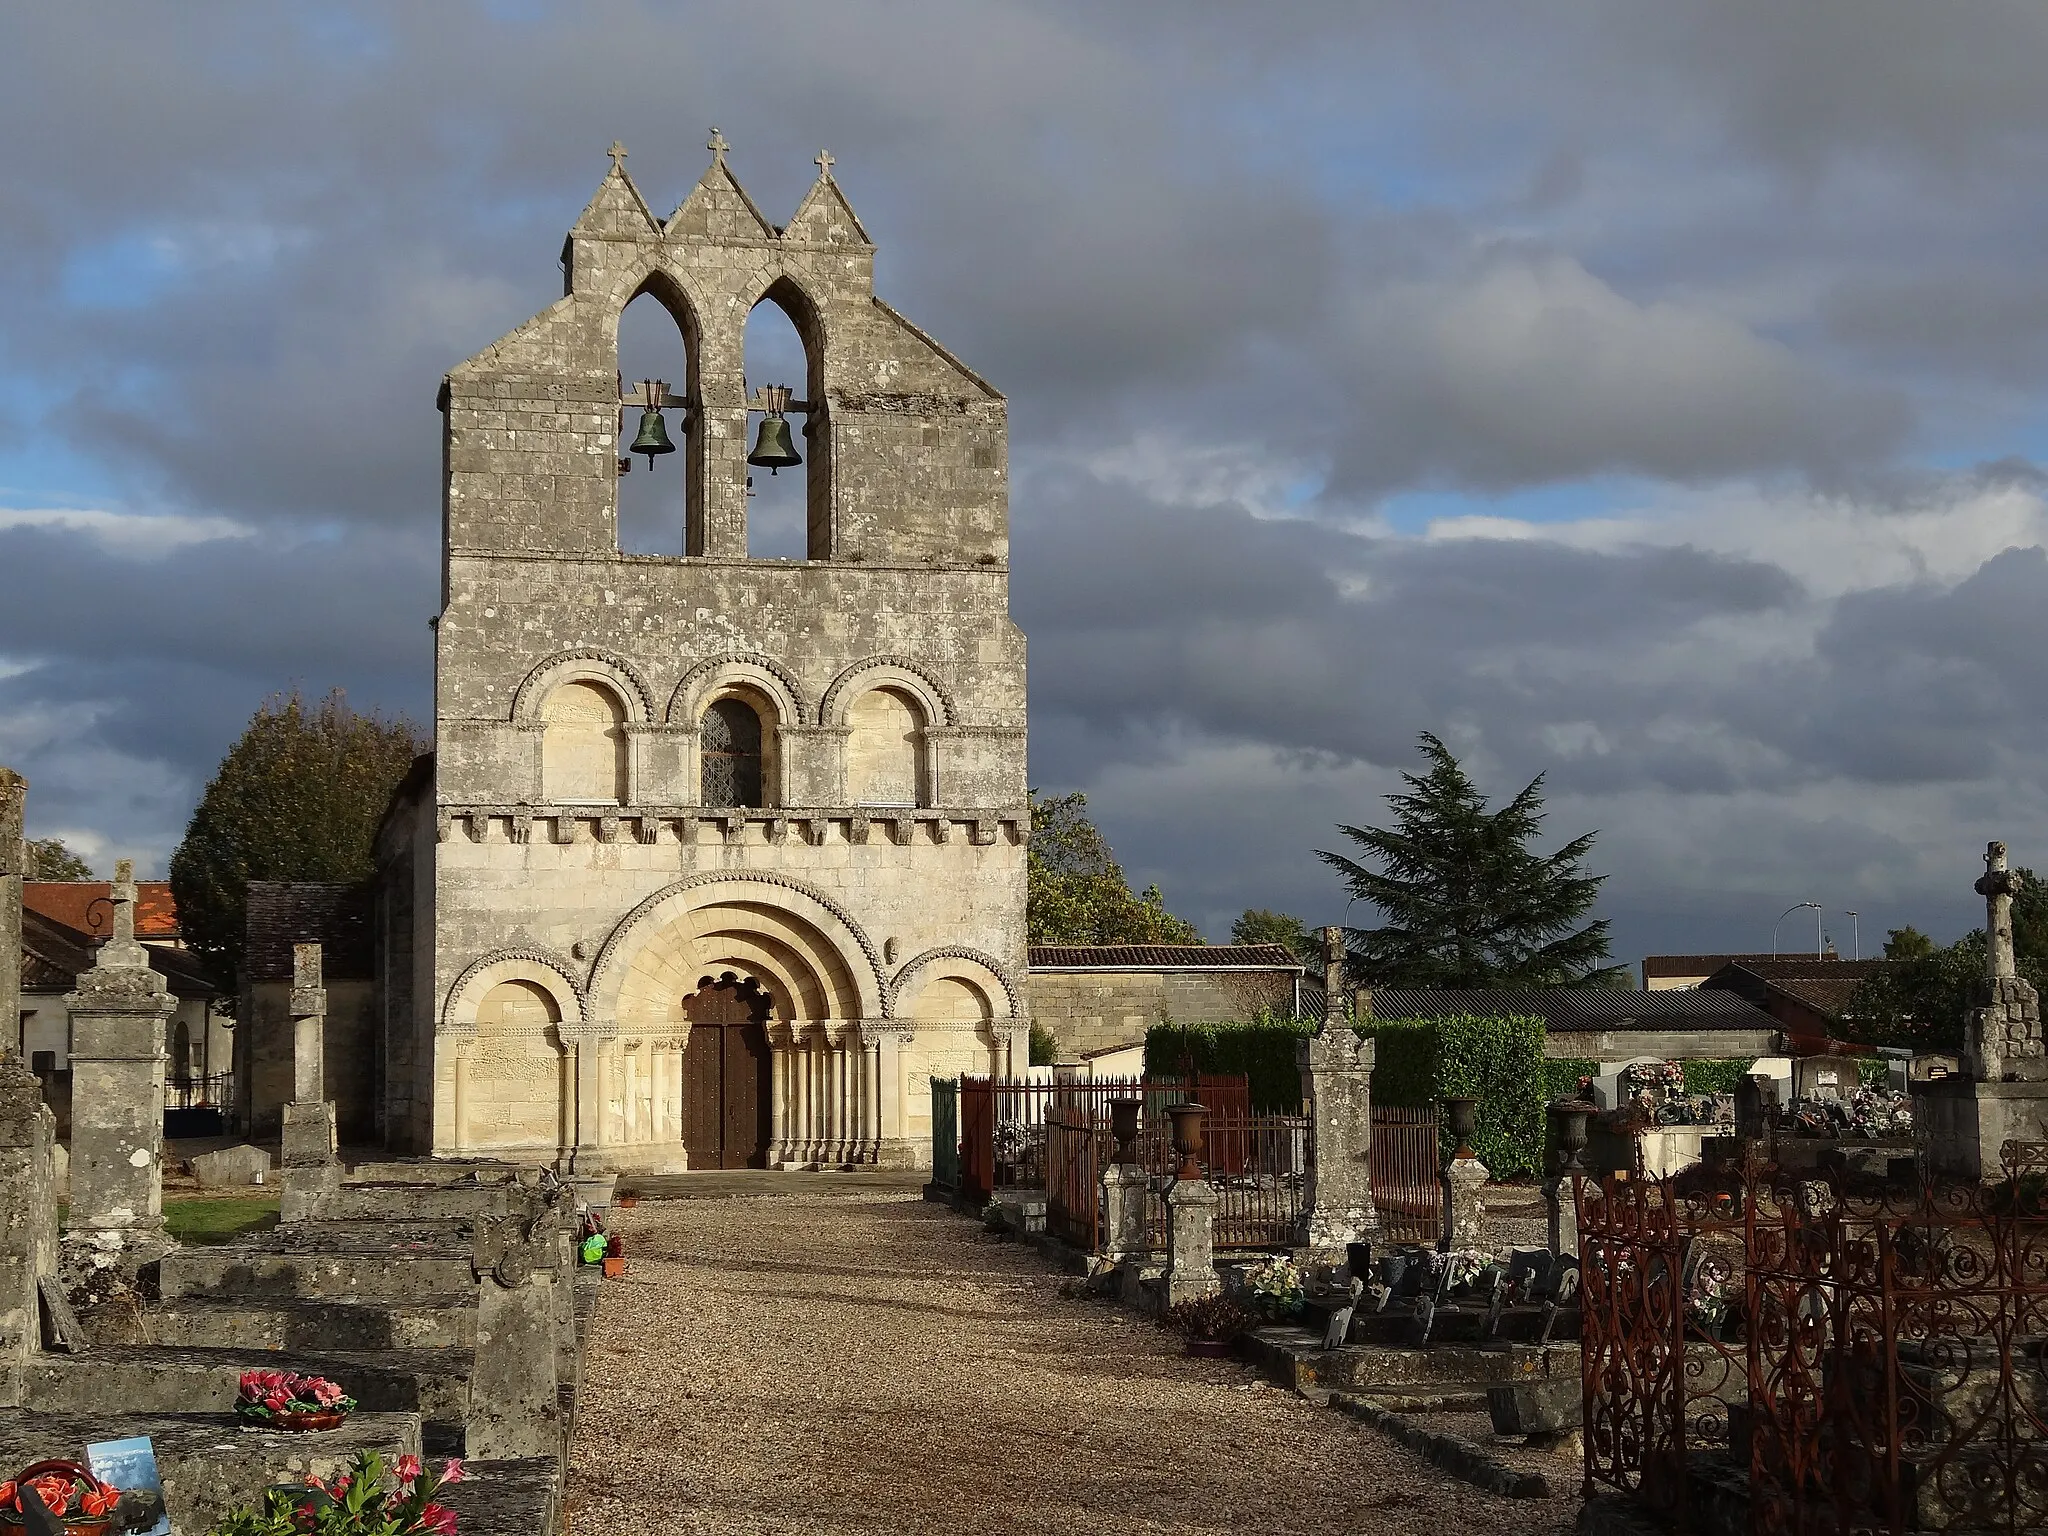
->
[[1549, 1100, 1592, 1173], [1444, 1096, 1480, 1159], [1108, 1098, 1142, 1166], [1166, 1101, 1208, 1181]]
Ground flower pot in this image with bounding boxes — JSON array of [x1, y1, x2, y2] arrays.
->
[[602, 1255, 625, 1279], [1167, 1102, 1208, 1181], [0, 1516, 111, 1536], [1444, 1097, 1480, 1158], [1185, 1337, 1236, 1359], [0, 1459, 121, 1535]]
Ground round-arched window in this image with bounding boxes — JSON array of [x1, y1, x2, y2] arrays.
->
[[701, 697, 764, 808]]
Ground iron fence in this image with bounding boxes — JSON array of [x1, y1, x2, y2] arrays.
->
[[1370, 1104, 1443, 1245], [168, 1072, 232, 1110], [1577, 1139, 2048, 1536], [929, 1078, 960, 1193]]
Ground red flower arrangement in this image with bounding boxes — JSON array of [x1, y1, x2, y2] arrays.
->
[[234, 1369, 357, 1428], [0, 1462, 122, 1534], [208, 1451, 464, 1536]]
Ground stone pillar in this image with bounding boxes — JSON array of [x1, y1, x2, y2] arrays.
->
[[1297, 932, 1379, 1256], [570, 1034, 604, 1172], [1163, 1176, 1220, 1305], [62, 859, 177, 1281], [0, 1050, 56, 1406], [1442, 1154, 1488, 1253], [873, 1024, 919, 1168], [0, 769, 22, 1044], [1101, 1163, 1150, 1262], [766, 1025, 791, 1165], [469, 1206, 565, 1461], [281, 944, 340, 1223], [863, 1032, 882, 1164]]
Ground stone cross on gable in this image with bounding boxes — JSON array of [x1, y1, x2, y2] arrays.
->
[[1977, 840, 2022, 981], [607, 141, 628, 172], [708, 126, 729, 163], [815, 149, 835, 180]]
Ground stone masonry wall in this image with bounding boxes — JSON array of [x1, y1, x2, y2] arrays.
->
[[1026, 970, 1299, 1060]]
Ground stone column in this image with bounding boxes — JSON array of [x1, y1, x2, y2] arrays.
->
[[281, 944, 340, 1223], [570, 1034, 604, 1173], [766, 1025, 791, 1165], [1442, 1148, 1489, 1253], [863, 1032, 882, 1164], [1297, 924, 1380, 1255], [469, 1203, 565, 1460], [1163, 1176, 1221, 1305], [0, 769, 22, 1045], [62, 859, 177, 1282], [0, 1050, 56, 1406], [1964, 841, 2046, 1084], [1101, 1164, 1150, 1262]]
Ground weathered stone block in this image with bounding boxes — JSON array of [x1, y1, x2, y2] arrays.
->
[[1489, 1377, 1582, 1436], [191, 1143, 273, 1188]]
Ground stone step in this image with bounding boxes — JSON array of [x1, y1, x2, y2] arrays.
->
[[161, 1242, 477, 1301], [0, 1408, 419, 1535], [318, 1182, 520, 1221], [24, 1345, 475, 1453], [437, 1456, 562, 1536], [148, 1294, 477, 1352]]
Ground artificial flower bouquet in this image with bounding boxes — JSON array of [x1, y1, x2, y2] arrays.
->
[[234, 1369, 357, 1429], [0, 1463, 121, 1534], [208, 1452, 464, 1536], [1239, 1254, 1306, 1319]]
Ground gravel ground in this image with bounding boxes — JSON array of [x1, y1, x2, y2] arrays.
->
[[568, 1186, 1583, 1535]]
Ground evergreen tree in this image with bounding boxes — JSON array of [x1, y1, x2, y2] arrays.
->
[[1027, 790, 1201, 945], [24, 837, 93, 880], [169, 689, 424, 1005], [1318, 733, 1622, 988], [1230, 908, 1313, 962]]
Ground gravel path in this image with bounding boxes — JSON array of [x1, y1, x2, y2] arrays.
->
[[568, 1185, 1581, 1534]]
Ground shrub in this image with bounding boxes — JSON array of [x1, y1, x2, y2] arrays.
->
[[1543, 1057, 1598, 1104], [1028, 1022, 1059, 1067], [1682, 1058, 1753, 1097], [1142, 1009, 1317, 1112], [1365, 1014, 1548, 1177], [1160, 1293, 1251, 1342]]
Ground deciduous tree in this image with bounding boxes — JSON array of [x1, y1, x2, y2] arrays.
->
[[24, 837, 93, 880], [1027, 790, 1201, 946], [1319, 733, 1623, 988], [1230, 908, 1313, 962], [169, 689, 424, 1005]]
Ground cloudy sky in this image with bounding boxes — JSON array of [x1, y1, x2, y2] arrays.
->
[[5, 2, 2048, 967]]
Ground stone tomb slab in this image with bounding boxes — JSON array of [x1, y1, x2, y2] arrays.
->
[[0, 1410, 418, 1535]]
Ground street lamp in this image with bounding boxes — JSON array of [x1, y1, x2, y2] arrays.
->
[[1846, 910, 1860, 961], [1773, 901, 1822, 958]]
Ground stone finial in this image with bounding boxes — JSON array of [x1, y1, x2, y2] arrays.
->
[[111, 858, 136, 945], [1977, 840, 2022, 981], [814, 149, 835, 180], [607, 140, 628, 172], [708, 126, 729, 164], [1322, 924, 1346, 1027]]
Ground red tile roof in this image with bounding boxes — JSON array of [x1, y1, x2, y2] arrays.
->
[[23, 881, 180, 940], [1028, 944, 1302, 970]]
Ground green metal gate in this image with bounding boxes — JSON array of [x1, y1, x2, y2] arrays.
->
[[929, 1077, 960, 1193]]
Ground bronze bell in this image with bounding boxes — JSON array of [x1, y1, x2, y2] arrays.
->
[[629, 406, 675, 466], [747, 383, 802, 475]]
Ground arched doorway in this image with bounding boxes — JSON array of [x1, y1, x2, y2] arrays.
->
[[681, 971, 772, 1168]]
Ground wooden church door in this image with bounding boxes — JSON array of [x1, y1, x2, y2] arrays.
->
[[681, 974, 772, 1169]]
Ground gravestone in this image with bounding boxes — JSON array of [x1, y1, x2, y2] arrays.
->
[[280, 945, 340, 1223], [1296, 926, 1379, 1257], [190, 1144, 273, 1188], [61, 861, 176, 1285]]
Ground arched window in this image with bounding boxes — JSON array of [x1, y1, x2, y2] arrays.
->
[[542, 680, 628, 803], [701, 697, 764, 808], [616, 280, 700, 556], [846, 686, 925, 807]]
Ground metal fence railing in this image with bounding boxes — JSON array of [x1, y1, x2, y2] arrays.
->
[[1370, 1104, 1443, 1245]]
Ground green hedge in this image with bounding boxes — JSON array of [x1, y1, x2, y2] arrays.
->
[[1367, 1015, 1549, 1178], [1544, 1058, 1598, 1103], [1141, 1013, 1317, 1112], [1681, 1058, 1753, 1097]]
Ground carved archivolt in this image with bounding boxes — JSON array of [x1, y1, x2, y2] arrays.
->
[[666, 652, 809, 728], [887, 944, 1023, 1020], [587, 869, 888, 1019], [510, 649, 658, 724], [441, 946, 588, 1034], [820, 655, 956, 729]]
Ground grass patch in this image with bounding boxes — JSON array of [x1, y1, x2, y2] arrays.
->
[[164, 1196, 280, 1245]]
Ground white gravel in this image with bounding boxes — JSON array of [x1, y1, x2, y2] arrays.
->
[[569, 1186, 1582, 1534]]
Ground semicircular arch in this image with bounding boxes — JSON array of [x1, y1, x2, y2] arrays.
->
[[511, 649, 657, 724], [442, 947, 588, 1034], [889, 945, 1022, 1020], [589, 871, 887, 1021], [666, 652, 808, 728], [821, 655, 956, 729]]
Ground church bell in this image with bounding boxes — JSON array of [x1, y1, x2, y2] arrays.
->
[[629, 405, 675, 466], [747, 383, 802, 475]]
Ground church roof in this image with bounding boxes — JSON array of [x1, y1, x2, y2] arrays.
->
[[1028, 944, 1303, 971], [243, 881, 376, 983]]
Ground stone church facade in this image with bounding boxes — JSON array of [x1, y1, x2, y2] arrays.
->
[[373, 139, 1029, 1173]]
